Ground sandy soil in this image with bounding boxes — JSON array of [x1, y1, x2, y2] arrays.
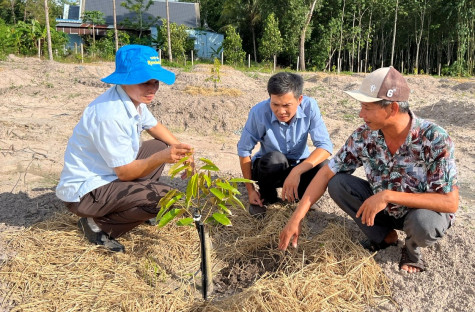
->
[[0, 55, 474, 311]]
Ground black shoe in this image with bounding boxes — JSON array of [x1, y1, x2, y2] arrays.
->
[[263, 197, 280, 205], [77, 218, 125, 252], [248, 203, 267, 218], [360, 238, 397, 252], [144, 217, 157, 226]]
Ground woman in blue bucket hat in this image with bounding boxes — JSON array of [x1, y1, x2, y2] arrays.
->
[[56, 45, 194, 252]]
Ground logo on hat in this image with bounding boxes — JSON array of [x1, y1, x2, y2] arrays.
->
[[370, 84, 376, 93], [147, 56, 161, 66], [387, 89, 395, 97]]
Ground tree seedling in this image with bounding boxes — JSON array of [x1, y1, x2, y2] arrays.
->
[[156, 155, 252, 300]]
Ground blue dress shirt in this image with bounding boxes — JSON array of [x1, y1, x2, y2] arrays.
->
[[56, 85, 157, 202], [237, 95, 332, 162]]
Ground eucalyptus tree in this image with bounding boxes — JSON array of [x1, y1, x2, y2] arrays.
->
[[260, 0, 319, 66], [355, 1, 371, 72], [453, 0, 474, 75], [390, 0, 398, 66], [336, 0, 346, 72], [299, 0, 320, 71], [307, 1, 342, 71], [411, 0, 428, 74]]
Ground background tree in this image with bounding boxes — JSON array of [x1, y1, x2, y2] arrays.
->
[[410, 0, 428, 74], [299, 0, 320, 71], [258, 12, 282, 62], [43, 0, 52, 60], [390, 0, 399, 66], [120, 0, 156, 39], [112, 0, 119, 52], [96, 29, 130, 60], [0, 0, 472, 76], [199, 0, 226, 31], [0, 19, 15, 58], [221, 0, 261, 62], [166, 0, 172, 61], [260, 0, 313, 67], [82, 11, 105, 46], [222, 25, 245, 65], [158, 18, 191, 62]]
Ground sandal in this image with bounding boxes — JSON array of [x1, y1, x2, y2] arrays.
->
[[360, 238, 397, 252], [399, 246, 425, 272]]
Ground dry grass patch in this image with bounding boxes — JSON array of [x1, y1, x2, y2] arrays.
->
[[0, 205, 392, 311], [184, 86, 242, 97]]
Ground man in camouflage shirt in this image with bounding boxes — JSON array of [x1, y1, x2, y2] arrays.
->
[[278, 67, 458, 273]]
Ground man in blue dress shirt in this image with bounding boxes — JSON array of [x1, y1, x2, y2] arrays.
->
[[56, 45, 193, 252], [237, 72, 333, 217]]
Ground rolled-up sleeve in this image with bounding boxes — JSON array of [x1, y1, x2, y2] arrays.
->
[[308, 99, 333, 154], [425, 127, 458, 193], [141, 104, 158, 130], [328, 133, 360, 175], [237, 109, 260, 157]]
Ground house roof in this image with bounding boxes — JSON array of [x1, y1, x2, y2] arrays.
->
[[82, 0, 200, 28]]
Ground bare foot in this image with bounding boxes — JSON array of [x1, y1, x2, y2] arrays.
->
[[399, 247, 425, 273], [400, 264, 423, 273]]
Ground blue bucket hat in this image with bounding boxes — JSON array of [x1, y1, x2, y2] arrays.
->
[[101, 45, 175, 85]]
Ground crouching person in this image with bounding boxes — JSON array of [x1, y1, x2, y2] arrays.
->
[[279, 67, 458, 273], [56, 45, 193, 252]]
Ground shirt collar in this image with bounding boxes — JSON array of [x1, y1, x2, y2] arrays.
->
[[116, 85, 140, 118], [405, 109, 419, 145], [376, 109, 418, 147]]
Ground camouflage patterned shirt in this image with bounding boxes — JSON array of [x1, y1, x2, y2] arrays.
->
[[328, 110, 458, 218]]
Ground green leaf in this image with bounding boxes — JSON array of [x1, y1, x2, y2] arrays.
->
[[199, 157, 217, 166], [185, 173, 199, 207], [157, 190, 183, 219], [228, 195, 245, 210], [204, 217, 219, 226], [158, 189, 178, 208], [202, 173, 212, 187], [216, 181, 240, 194], [199, 184, 210, 195], [210, 188, 226, 201], [229, 178, 254, 183], [200, 164, 220, 171], [169, 165, 187, 179], [218, 203, 232, 215], [158, 208, 183, 228], [168, 155, 191, 178], [212, 212, 232, 226], [164, 193, 183, 210], [176, 217, 194, 226]]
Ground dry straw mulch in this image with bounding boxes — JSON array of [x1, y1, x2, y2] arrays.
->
[[0, 205, 392, 312]]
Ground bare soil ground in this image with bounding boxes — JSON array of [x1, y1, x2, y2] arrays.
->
[[0, 55, 474, 311]]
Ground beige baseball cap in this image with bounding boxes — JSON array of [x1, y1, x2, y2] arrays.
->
[[344, 66, 410, 102]]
